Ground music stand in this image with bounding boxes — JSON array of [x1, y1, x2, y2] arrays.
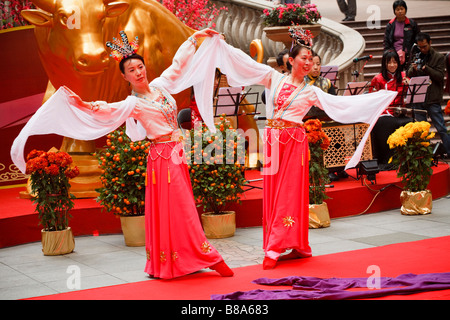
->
[[215, 87, 243, 117], [320, 65, 338, 86], [214, 86, 262, 128], [405, 76, 429, 104], [405, 76, 430, 121], [342, 81, 370, 96]]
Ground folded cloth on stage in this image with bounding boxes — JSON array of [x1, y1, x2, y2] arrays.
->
[[210, 272, 450, 300]]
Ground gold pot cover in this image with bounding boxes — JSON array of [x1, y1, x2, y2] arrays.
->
[[400, 190, 432, 215], [309, 202, 331, 229], [120, 215, 146, 247], [41, 227, 75, 256], [201, 211, 236, 239]]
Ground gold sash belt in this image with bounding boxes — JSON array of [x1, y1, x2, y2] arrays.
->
[[266, 119, 303, 129], [150, 134, 183, 144]]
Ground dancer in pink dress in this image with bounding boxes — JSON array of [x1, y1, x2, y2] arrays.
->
[[260, 32, 323, 269], [158, 28, 396, 270], [11, 28, 233, 279]]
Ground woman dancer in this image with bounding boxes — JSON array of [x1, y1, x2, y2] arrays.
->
[[180, 27, 397, 270], [12, 28, 233, 279]]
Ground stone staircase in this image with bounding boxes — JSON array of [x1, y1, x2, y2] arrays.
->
[[343, 15, 450, 146]]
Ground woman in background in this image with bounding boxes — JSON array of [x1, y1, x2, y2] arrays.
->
[[384, 0, 420, 70], [370, 49, 412, 168]]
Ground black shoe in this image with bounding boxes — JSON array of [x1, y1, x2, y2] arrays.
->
[[346, 17, 355, 21], [329, 172, 339, 182]]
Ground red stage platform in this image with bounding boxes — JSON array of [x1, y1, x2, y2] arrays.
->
[[1, 163, 449, 249]]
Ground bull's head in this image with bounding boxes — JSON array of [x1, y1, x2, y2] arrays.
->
[[22, 0, 129, 76]]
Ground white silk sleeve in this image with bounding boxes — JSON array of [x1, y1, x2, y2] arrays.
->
[[311, 86, 397, 169], [10, 86, 137, 173]]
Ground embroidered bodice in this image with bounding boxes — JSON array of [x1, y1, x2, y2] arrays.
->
[[130, 87, 178, 139], [270, 75, 322, 123]]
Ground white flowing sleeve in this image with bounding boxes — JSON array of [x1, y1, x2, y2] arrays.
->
[[151, 35, 273, 132], [311, 86, 398, 169], [10, 86, 137, 173]]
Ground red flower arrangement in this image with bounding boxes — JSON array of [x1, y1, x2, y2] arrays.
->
[[0, 0, 34, 29], [159, 0, 227, 29], [304, 119, 330, 204], [262, 3, 321, 27], [305, 118, 330, 150], [26, 149, 79, 231]]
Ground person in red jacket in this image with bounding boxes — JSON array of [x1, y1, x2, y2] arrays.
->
[[370, 49, 412, 168]]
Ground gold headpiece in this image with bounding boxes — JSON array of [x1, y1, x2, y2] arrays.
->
[[106, 31, 139, 62]]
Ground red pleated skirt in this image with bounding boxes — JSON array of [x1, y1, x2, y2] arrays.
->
[[144, 141, 223, 279], [262, 127, 312, 259]]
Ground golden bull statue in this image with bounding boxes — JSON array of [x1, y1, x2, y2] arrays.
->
[[21, 0, 262, 197]]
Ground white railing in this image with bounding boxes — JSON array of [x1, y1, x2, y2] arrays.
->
[[211, 0, 366, 89]]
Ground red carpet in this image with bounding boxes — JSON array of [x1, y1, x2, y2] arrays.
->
[[1, 163, 449, 248], [27, 236, 450, 300]]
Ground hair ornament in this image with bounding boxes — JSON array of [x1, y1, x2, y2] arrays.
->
[[106, 31, 139, 62], [288, 26, 314, 51]]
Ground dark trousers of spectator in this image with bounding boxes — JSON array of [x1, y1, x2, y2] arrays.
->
[[337, 0, 357, 19], [414, 103, 450, 155]]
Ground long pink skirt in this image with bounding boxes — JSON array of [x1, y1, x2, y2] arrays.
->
[[144, 141, 223, 279], [263, 127, 312, 260]]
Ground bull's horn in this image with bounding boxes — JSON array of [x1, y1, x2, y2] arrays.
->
[[31, 0, 56, 13]]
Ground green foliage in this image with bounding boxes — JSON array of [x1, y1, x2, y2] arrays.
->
[[26, 150, 79, 231], [186, 117, 247, 215], [95, 126, 149, 216], [305, 119, 331, 205]]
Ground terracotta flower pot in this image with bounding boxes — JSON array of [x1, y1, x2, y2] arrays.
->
[[120, 215, 146, 246], [309, 202, 330, 228], [201, 211, 236, 239], [41, 227, 75, 256], [400, 190, 432, 215], [263, 24, 322, 48]]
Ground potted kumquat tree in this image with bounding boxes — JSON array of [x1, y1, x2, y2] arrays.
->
[[186, 116, 247, 238], [95, 126, 149, 246]]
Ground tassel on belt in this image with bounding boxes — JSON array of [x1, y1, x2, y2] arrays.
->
[[147, 134, 183, 187]]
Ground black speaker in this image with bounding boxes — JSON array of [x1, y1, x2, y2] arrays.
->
[[357, 159, 379, 184]]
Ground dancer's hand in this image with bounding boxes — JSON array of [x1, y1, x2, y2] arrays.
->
[[63, 85, 99, 111], [192, 28, 219, 40]]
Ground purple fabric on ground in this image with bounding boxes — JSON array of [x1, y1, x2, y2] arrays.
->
[[210, 273, 450, 300]]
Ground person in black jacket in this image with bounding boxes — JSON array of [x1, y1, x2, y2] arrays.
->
[[384, 1, 420, 70], [407, 32, 450, 157]]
